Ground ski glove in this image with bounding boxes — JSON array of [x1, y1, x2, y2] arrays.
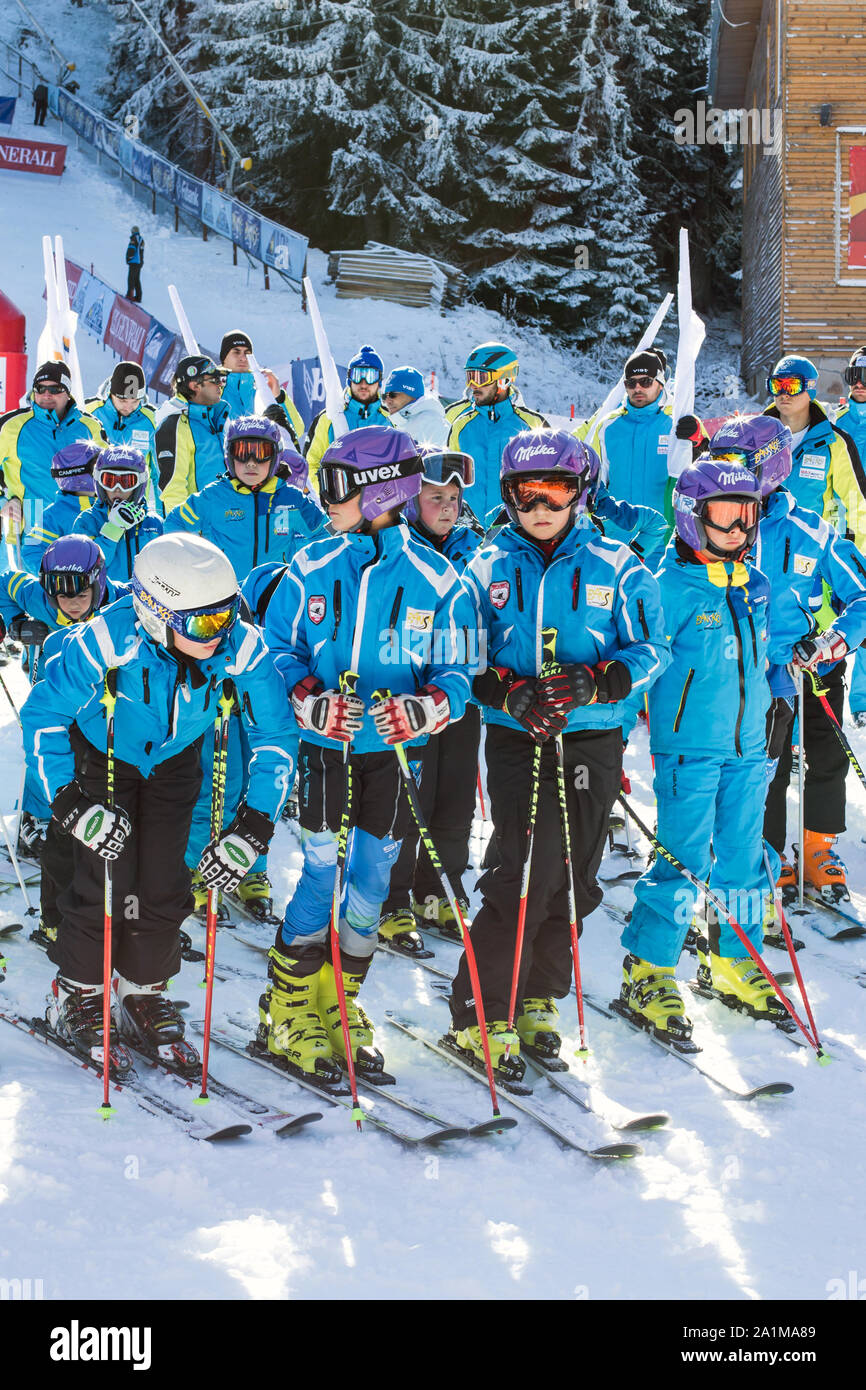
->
[[8, 616, 50, 646], [472, 666, 566, 742], [197, 801, 274, 894], [791, 629, 849, 669], [537, 663, 597, 712], [472, 665, 516, 710], [52, 781, 131, 861], [675, 414, 704, 443], [264, 402, 291, 431], [291, 675, 364, 743], [370, 685, 450, 745], [101, 497, 148, 542], [765, 695, 794, 760], [593, 659, 633, 704]]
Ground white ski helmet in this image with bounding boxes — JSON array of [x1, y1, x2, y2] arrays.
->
[[132, 534, 239, 648]]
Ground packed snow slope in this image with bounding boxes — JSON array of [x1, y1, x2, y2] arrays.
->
[[2, 22, 863, 1305]]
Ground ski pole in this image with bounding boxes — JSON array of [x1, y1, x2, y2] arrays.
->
[[197, 680, 234, 1104], [372, 686, 504, 1119], [806, 666, 866, 793], [797, 668, 806, 909], [14, 643, 42, 852], [330, 671, 363, 1131], [761, 844, 824, 1059], [476, 766, 487, 822], [619, 791, 823, 1055], [100, 668, 119, 1117]]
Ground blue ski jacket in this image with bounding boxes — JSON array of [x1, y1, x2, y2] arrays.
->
[[592, 481, 669, 565], [156, 397, 231, 514], [647, 540, 771, 759], [21, 492, 94, 574], [583, 394, 675, 522], [406, 518, 484, 572], [0, 401, 104, 508], [72, 503, 164, 582], [0, 569, 128, 680], [22, 595, 297, 816], [464, 515, 669, 734], [163, 474, 325, 583], [762, 401, 866, 545], [264, 521, 476, 754], [752, 487, 866, 696]]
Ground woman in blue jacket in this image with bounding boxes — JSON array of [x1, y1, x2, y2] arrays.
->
[[621, 457, 784, 1040]]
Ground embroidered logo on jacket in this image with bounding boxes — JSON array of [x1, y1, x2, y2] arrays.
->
[[405, 607, 433, 632], [696, 611, 722, 629], [793, 554, 816, 576], [489, 580, 510, 609], [586, 584, 613, 610], [308, 595, 326, 624]]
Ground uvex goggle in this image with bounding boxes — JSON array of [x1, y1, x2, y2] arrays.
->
[[767, 374, 807, 397]]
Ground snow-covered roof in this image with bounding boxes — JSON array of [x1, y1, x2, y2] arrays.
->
[[707, 0, 763, 109]]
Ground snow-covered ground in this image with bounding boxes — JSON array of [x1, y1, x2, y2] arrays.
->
[[2, 7, 862, 1311]]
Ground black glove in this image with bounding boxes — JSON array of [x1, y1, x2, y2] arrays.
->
[[472, 665, 515, 710], [503, 678, 567, 743], [9, 616, 50, 646], [197, 801, 275, 894], [675, 414, 703, 442], [537, 663, 597, 713], [765, 696, 794, 761], [593, 660, 632, 704], [264, 402, 291, 431]]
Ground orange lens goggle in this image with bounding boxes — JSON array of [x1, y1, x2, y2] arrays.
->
[[231, 438, 276, 464], [466, 367, 514, 387], [704, 499, 758, 532], [98, 470, 139, 491], [506, 476, 580, 512]]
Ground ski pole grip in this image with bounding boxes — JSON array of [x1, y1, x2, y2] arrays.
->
[[103, 666, 118, 704], [340, 670, 359, 697], [541, 626, 558, 669], [370, 686, 391, 704]]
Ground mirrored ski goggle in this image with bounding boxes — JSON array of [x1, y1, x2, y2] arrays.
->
[[844, 365, 866, 386], [318, 464, 362, 506], [420, 451, 475, 489], [466, 366, 515, 387], [230, 438, 276, 464], [347, 366, 381, 385], [96, 470, 140, 491], [504, 475, 581, 512], [41, 568, 99, 597], [702, 498, 759, 533], [710, 449, 752, 470], [767, 374, 807, 397], [176, 596, 240, 641]]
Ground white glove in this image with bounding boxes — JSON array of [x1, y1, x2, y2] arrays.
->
[[197, 803, 274, 894], [790, 630, 848, 669], [291, 676, 364, 743], [369, 686, 450, 745], [103, 498, 147, 535]]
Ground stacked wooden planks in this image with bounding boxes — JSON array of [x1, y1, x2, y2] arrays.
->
[[327, 242, 467, 308]]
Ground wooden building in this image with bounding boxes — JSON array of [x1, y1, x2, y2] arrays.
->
[[709, 0, 866, 396]]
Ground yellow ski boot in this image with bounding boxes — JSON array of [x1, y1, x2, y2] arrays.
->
[[448, 1020, 526, 1083], [318, 958, 390, 1080], [619, 953, 693, 1043], [257, 947, 343, 1087], [377, 906, 434, 958], [516, 997, 562, 1061], [696, 943, 788, 1024]]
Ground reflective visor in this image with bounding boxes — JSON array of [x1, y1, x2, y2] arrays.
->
[[97, 470, 139, 491], [421, 451, 475, 489], [505, 475, 580, 512], [318, 464, 361, 506], [711, 449, 751, 469], [768, 374, 806, 396], [231, 438, 275, 464], [179, 596, 240, 641], [42, 569, 96, 597], [466, 367, 514, 387], [348, 366, 381, 384], [703, 498, 759, 533]]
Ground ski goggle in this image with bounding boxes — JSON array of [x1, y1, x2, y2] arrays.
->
[[624, 375, 657, 389], [466, 367, 515, 387], [347, 366, 381, 385], [710, 449, 752, 470], [504, 475, 581, 512], [41, 568, 99, 597], [177, 596, 240, 641], [767, 374, 807, 397], [702, 498, 759, 533], [420, 451, 475, 489], [230, 438, 276, 464], [96, 470, 140, 492], [844, 364, 866, 386], [318, 464, 362, 506]]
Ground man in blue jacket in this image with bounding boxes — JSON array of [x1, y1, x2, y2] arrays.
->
[[86, 362, 161, 513], [155, 355, 230, 513], [833, 346, 866, 724], [0, 361, 104, 529], [125, 226, 144, 302]]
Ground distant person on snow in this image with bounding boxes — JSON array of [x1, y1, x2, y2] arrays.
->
[[125, 226, 144, 303], [381, 366, 449, 447], [33, 81, 48, 127]]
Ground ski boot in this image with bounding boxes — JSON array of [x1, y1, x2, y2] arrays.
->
[[516, 997, 562, 1061], [257, 946, 343, 1087], [46, 976, 133, 1077], [113, 977, 200, 1073], [762, 894, 804, 953], [190, 869, 233, 924], [447, 1020, 526, 1083], [230, 870, 280, 925], [775, 857, 798, 906], [696, 940, 788, 1024], [29, 916, 57, 951], [412, 892, 468, 943], [318, 955, 391, 1081], [801, 831, 850, 905], [17, 813, 48, 862], [618, 953, 693, 1043], [377, 906, 432, 958]]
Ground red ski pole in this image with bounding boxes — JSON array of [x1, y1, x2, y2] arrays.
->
[[329, 671, 364, 1132]]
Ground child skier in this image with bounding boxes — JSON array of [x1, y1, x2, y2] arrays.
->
[[707, 414, 866, 908], [20, 442, 97, 575], [260, 424, 475, 1086], [21, 532, 297, 1071], [377, 447, 483, 953], [71, 444, 163, 581], [452, 430, 669, 1081], [619, 457, 781, 1038]]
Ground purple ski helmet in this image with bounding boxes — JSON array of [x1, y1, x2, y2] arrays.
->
[[673, 455, 762, 559], [50, 441, 99, 496], [318, 425, 422, 522], [224, 414, 282, 485], [39, 535, 107, 616], [93, 444, 147, 506], [500, 429, 595, 524], [277, 442, 308, 490], [709, 414, 792, 498], [405, 446, 475, 524]]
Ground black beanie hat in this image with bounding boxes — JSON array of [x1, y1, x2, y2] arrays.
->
[[624, 349, 667, 383], [220, 329, 253, 364], [32, 360, 72, 392], [109, 361, 146, 399]]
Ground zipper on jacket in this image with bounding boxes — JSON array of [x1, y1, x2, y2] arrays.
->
[[515, 567, 524, 612], [637, 597, 649, 640], [388, 587, 404, 632], [141, 668, 150, 705], [331, 579, 341, 641], [241, 690, 256, 725], [572, 566, 581, 611], [252, 493, 260, 569], [672, 668, 694, 733], [783, 536, 791, 573], [724, 574, 746, 756]]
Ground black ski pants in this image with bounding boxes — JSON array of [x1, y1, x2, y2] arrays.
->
[[450, 724, 623, 1029], [764, 660, 847, 852], [126, 264, 142, 302], [382, 704, 480, 911], [55, 727, 202, 985]]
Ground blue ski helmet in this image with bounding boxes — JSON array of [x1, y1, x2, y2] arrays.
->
[[500, 429, 594, 524], [709, 415, 793, 498], [405, 446, 475, 523], [50, 441, 98, 496], [93, 444, 147, 506], [382, 366, 424, 402], [346, 344, 384, 386], [318, 425, 422, 521], [766, 354, 819, 400], [464, 342, 518, 386], [224, 414, 282, 484], [673, 455, 762, 559], [39, 535, 107, 616]]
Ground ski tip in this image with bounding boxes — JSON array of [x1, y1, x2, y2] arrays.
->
[[276, 1113, 324, 1134], [620, 1114, 670, 1132], [199, 1123, 253, 1142], [471, 1116, 519, 1136], [747, 1082, 794, 1099], [591, 1142, 642, 1160]]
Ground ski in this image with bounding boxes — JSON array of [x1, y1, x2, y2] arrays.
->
[[385, 1013, 641, 1160], [0, 1008, 252, 1141], [789, 891, 866, 941], [582, 991, 794, 1101], [224, 891, 283, 930], [0, 923, 23, 938], [518, 1046, 670, 1132], [377, 938, 453, 980], [194, 1020, 474, 1147]]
